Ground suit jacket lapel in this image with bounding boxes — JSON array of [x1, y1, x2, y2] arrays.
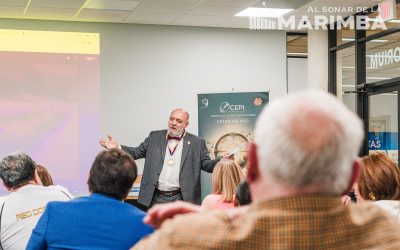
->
[[161, 131, 168, 162], [180, 133, 191, 170]]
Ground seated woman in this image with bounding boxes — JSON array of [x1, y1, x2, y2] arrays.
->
[[36, 165, 54, 186], [357, 152, 400, 222], [201, 159, 243, 210]]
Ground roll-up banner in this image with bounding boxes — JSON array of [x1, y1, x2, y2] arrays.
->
[[198, 92, 269, 199]]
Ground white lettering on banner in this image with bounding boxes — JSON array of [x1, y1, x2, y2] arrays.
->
[[369, 140, 381, 149], [370, 47, 400, 69], [250, 15, 387, 30], [219, 102, 246, 113]]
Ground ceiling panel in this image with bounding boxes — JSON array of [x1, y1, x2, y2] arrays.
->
[[30, 0, 86, 9], [133, 1, 196, 15], [0, 0, 387, 29], [186, 5, 243, 17], [0, 6, 24, 17], [145, 0, 200, 4], [77, 8, 131, 22], [85, 0, 141, 11], [198, 0, 258, 8], [125, 12, 178, 23], [25, 7, 77, 20], [173, 14, 226, 27], [0, 0, 28, 7]]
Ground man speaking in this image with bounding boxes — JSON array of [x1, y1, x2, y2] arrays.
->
[[100, 109, 222, 208]]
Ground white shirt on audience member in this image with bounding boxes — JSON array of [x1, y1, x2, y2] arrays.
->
[[0, 184, 73, 250]]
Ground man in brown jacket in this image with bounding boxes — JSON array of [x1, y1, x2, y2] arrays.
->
[[133, 90, 400, 250]]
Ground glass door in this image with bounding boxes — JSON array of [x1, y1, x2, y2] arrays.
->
[[367, 88, 399, 163]]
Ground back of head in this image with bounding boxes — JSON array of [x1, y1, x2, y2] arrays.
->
[[88, 148, 137, 200], [0, 152, 36, 189], [359, 153, 400, 200], [36, 165, 54, 187], [212, 159, 243, 202], [235, 180, 252, 206], [255, 89, 364, 194]]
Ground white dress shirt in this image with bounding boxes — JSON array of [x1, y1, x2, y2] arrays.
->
[[157, 138, 183, 191]]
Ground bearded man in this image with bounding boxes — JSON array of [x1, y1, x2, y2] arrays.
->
[[100, 109, 222, 208]]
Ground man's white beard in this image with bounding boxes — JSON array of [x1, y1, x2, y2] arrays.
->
[[168, 128, 183, 137]]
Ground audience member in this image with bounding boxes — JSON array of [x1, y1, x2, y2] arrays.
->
[[133, 90, 400, 250], [0, 153, 73, 250], [201, 159, 243, 210], [357, 152, 400, 222], [36, 165, 54, 186], [27, 148, 154, 250], [233, 180, 251, 206]]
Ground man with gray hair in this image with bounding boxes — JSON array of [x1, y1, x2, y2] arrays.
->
[[0, 153, 73, 250], [133, 90, 400, 249]]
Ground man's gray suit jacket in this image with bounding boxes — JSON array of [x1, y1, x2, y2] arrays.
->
[[121, 130, 220, 207]]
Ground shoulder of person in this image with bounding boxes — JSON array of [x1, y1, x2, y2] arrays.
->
[[203, 194, 220, 201], [150, 130, 168, 136], [160, 209, 231, 238], [184, 132, 203, 142], [124, 203, 148, 218], [348, 201, 399, 224], [47, 185, 74, 199], [0, 195, 6, 206]]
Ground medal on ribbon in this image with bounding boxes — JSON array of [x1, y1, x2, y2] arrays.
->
[[166, 131, 185, 167], [167, 158, 175, 167]]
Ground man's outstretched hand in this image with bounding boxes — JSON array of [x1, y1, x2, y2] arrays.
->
[[99, 135, 119, 149]]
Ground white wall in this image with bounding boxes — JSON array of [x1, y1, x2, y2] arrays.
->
[[0, 19, 287, 172], [288, 58, 307, 93], [369, 94, 398, 132]]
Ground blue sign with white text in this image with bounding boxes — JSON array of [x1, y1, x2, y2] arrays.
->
[[368, 132, 398, 150]]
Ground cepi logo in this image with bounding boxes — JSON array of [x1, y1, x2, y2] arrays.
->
[[219, 102, 245, 113]]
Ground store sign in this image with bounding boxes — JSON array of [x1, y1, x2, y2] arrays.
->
[[369, 46, 400, 69], [379, 0, 396, 21], [368, 132, 398, 163]]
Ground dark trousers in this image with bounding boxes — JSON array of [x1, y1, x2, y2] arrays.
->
[[149, 190, 183, 208]]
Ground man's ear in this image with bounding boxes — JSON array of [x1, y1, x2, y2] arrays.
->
[[343, 159, 361, 195], [34, 168, 42, 185], [247, 142, 261, 184]]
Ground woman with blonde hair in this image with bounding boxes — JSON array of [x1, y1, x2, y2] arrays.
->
[[201, 159, 243, 210], [357, 152, 400, 222]]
